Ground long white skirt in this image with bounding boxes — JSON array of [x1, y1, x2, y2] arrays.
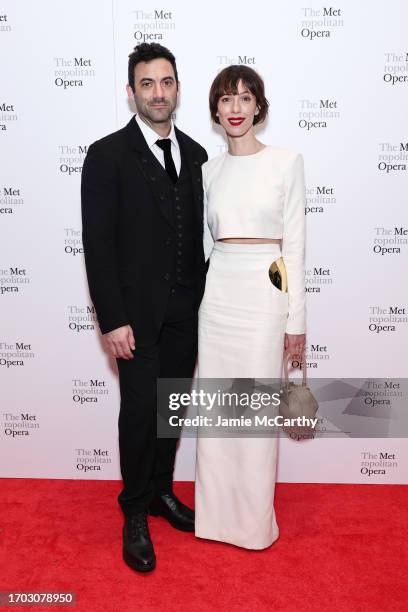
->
[[195, 242, 288, 549]]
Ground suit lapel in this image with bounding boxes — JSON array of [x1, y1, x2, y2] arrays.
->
[[176, 127, 204, 225], [125, 118, 204, 230], [125, 117, 176, 229]]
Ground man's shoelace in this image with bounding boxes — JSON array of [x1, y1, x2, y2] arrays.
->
[[162, 495, 178, 512], [129, 514, 149, 539]]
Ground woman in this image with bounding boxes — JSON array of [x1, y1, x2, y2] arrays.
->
[[195, 65, 307, 549]]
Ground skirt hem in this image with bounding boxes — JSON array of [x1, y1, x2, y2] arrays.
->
[[194, 530, 280, 551]]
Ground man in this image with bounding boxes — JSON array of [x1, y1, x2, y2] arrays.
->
[[81, 43, 207, 573]]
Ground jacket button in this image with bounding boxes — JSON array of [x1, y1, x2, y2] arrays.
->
[[160, 195, 165, 201], [165, 239, 171, 246], [141, 158, 147, 164], [194, 160, 199, 166], [164, 273, 170, 281], [150, 176, 156, 182]]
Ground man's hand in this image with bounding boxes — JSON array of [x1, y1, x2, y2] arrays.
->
[[103, 325, 135, 360], [284, 333, 306, 361]]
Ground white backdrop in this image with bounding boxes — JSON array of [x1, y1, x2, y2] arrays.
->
[[1, 0, 407, 484]]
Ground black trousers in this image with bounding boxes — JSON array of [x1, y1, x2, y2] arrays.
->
[[116, 285, 198, 516]]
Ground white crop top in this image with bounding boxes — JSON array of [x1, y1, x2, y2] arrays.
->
[[202, 146, 306, 334]]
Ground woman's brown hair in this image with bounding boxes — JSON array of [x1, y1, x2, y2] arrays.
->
[[209, 65, 269, 125]]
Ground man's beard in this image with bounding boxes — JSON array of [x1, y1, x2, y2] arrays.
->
[[138, 98, 175, 124]]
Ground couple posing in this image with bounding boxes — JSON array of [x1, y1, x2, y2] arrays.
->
[[81, 43, 306, 572]]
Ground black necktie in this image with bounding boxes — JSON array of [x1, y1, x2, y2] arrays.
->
[[155, 138, 178, 184]]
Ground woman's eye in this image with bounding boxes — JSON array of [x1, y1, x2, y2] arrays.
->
[[221, 97, 230, 103]]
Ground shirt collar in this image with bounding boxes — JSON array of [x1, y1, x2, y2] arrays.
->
[[135, 114, 179, 150]]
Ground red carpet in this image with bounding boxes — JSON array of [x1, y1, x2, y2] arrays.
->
[[1, 479, 407, 612]]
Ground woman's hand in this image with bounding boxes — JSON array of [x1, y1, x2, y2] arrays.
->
[[284, 333, 306, 361]]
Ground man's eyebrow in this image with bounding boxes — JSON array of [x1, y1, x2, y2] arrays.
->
[[139, 75, 176, 83], [138, 76, 175, 83]]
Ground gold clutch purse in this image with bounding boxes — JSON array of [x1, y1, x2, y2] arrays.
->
[[269, 257, 288, 292]]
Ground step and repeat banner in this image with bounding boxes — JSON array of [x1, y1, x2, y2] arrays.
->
[[1, 0, 407, 484]]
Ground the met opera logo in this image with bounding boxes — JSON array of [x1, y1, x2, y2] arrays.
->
[[377, 142, 408, 173], [0, 267, 30, 295], [383, 52, 408, 85], [53, 57, 95, 89], [305, 185, 336, 214], [0, 13, 11, 32], [300, 6, 344, 40], [67, 305, 97, 333], [0, 341, 35, 368], [58, 145, 88, 176], [298, 99, 340, 130], [368, 306, 407, 334], [0, 186, 23, 214], [372, 226, 408, 255], [305, 266, 334, 294], [72, 379, 109, 406], [0, 102, 17, 131], [133, 9, 175, 43]]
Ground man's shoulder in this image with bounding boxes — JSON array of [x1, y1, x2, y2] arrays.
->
[[87, 124, 129, 156], [175, 127, 207, 161]]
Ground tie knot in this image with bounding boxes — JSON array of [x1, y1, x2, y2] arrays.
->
[[156, 138, 172, 152]]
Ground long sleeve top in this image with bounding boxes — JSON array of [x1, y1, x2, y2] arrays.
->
[[202, 146, 306, 334]]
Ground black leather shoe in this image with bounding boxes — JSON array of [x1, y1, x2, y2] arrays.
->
[[123, 512, 156, 572], [149, 492, 195, 532]]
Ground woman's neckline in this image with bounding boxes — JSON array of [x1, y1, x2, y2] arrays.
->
[[226, 145, 270, 158]]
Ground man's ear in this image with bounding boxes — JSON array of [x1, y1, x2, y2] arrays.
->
[[126, 84, 134, 100]]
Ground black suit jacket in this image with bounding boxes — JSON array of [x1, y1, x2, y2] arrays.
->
[[81, 117, 208, 344]]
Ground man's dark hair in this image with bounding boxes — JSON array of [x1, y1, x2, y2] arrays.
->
[[128, 43, 179, 91], [209, 65, 269, 125]]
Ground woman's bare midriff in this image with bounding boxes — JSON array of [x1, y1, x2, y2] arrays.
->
[[218, 238, 282, 244]]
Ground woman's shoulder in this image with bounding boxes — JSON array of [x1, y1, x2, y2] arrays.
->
[[263, 145, 302, 164], [201, 151, 227, 185], [202, 151, 226, 173], [261, 146, 304, 178], [202, 146, 303, 179]]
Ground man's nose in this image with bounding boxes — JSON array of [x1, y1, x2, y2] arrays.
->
[[153, 82, 165, 98]]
